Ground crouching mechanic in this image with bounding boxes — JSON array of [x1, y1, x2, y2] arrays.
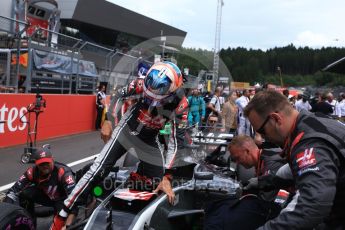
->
[[204, 135, 286, 230], [51, 62, 189, 229], [4, 146, 76, 226]]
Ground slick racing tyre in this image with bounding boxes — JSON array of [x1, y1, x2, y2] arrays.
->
[[0, 202, 35, 230], [21, 152, 31, 164]]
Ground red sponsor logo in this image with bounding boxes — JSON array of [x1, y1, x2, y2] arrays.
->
[[137, 109, 166, 129], [274, 189, 290, 204], [128, 80, 135, 91], [65, 175, 74, 185], [175, 97, 188, 114], [277, 190, 289, 198], [136, 79, 144, 94], [296, 148, 316, 169]]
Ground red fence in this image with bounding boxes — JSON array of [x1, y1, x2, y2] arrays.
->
[[0, 94, 96, 147]]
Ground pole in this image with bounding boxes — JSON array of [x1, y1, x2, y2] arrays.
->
[[161, 30, 166, 61], [277, 66, 283, 87], [213, 0, 224, 86]]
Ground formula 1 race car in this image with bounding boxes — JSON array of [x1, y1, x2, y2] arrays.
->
[[80, 127, 243, 230], [0, 127, 251, 230], [83, 165, 241, 230]]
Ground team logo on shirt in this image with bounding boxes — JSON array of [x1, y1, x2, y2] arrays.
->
[[65, 175, 75, 185], [19, 175, 26, 181], [274, 189, 290, 206], [296, 148, 317, 169]]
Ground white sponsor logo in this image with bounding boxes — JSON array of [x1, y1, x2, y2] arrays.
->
[[298, 166, 320, 176], [0, 104, 27, 133]]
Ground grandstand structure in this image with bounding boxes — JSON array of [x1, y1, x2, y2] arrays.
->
[[0, 0, 186, 93]]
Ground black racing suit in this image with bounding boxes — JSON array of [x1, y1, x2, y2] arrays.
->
[[204, 148, 286, 230], [258, 110, 345, 230], [95, 90, 106, 129], [63, 78, 188, 213], [5, 162, 76, 215]]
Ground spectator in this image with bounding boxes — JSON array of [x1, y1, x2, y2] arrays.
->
[[335, 93, 345, 122], [295, 94, 312, 112], [207, 87, 222, 119], [18, 75, 26, 91], [204, 135, 285, 230], [95, 84, 106, 130], [206, 114, 220, 131], [18, 86, 25, 93], [287, 95, 296, 107], [221, 91, 238, 133], [4, 146, 76, 226], [262, 83, 277, 91], [201, 114, 222, 156], [282, 89, 289, 98], [311, 92, 333, 116], [219, 92, 225, 108], [326, 92, 337, 116], [187, 88, 205, 126], [248, 89, 255, 100], [236, 89, 252, 136], [244, 90, 345, 229], [310, 91, 320, 108]]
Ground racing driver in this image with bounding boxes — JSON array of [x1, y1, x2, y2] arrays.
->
[[51, 61, 189, 229]]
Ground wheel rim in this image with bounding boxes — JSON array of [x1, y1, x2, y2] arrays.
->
[[21, 153, 30, 164]]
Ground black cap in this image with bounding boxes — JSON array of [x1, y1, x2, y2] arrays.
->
[[33, 147, 53, 165]]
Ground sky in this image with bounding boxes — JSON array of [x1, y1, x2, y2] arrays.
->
[[109, 0, 345, 51]]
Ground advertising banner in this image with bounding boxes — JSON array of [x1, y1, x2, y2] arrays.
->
[[33, 50, 98, 77], [26, 16, 49, 38], [0, 94, 96, 147]]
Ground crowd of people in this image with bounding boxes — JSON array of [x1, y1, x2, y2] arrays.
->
[[89, 71, 345, 230], [183, 85, 345, 135], [5, 59, 345, 230]]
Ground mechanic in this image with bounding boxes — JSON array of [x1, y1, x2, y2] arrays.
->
[[51, 62, 189, 229], [244, 90, 345, 229], [204, 135, 286, 230], [4, 146, 76, 226]]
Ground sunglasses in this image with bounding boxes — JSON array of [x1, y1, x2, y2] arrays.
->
[[256, 115, 271, 135]]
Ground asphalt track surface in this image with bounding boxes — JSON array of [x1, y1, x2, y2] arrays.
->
[[0, 131, 107, 229], [0, 131, 104, 187]]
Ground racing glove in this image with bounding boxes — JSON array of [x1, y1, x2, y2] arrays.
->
[[3, 196, 16, 204], [3, 192, 18, 204], [243, 177, 259, 190], [50, 209, 68, 230], [50, 215, 66, 230]]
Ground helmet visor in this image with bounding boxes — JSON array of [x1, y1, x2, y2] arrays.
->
[[144, 69, 172, 96]]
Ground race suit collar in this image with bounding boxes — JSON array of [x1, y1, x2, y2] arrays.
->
[[282, 111, 300, 157], [256, 149, 263, 176]]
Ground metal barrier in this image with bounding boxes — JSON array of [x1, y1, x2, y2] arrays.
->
[[0, 15, 152, 94], [0, 16, 28, 92]]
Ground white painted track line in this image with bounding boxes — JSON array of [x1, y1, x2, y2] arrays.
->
[[0, 154, 99, 192]]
